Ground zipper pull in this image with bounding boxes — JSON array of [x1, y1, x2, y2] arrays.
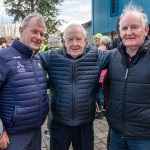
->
[[125, 69, 128, 79]]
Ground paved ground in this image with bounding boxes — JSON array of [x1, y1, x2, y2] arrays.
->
[[41, 117, 109, 150]]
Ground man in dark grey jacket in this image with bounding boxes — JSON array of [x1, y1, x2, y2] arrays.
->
[[40, 23, 111, 150], [105, 2, 150, 150]]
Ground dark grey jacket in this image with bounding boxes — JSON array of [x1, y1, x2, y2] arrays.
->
[[106, 36, 150, 139]]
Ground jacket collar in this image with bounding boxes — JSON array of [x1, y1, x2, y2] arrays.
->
[[118, 36, 150, 67], [12, 39, 33, 57], [59, 45, 87, 59], [118, 35, 150, 55]]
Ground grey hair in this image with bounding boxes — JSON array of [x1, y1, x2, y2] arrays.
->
[[100, 36, 111, 46], [119, 2, 148, 28], [20, 12, 45, 29], [63, 23, 87, 39], [48, 34, 62, 48]]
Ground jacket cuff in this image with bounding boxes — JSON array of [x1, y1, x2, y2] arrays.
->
[[0, 119, 4, 138]]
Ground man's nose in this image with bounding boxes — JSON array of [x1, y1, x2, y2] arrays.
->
[[126, 28, 133, 35], [72, 39, 78, 45]]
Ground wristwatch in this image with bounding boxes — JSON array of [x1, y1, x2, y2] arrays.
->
[[0, 119, 4, 138]]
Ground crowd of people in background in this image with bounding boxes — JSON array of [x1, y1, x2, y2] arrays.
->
[[0, 36, 15, 48], [93, 34, 111, 120], [0, 1, 150, 150]]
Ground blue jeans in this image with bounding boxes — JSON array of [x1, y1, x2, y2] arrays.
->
[[98, 86, 104, 106], [110, 129, 150, 150]]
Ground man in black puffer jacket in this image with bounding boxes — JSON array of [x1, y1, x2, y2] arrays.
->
[[0, 13, 48, 150], [105, 2, 150, 150], [40, 23, 112, 150]]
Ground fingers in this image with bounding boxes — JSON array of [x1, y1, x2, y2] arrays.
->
[[0, 131, 10, 149], [5, 132, 10, 144], [0, 143, 7, 149], [0, 140, 9, 149]]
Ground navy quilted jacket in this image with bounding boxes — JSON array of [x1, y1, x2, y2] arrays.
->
[[0, 40, 48, 133], [40, 46, 111, 126]]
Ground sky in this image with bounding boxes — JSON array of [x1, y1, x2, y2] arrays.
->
[[0, 0, 91, 31], [0, 1, 13, 23], [0, 1, 5, 15], [58, 0, 91, 31]]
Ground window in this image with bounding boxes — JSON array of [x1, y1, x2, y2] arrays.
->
[[110, 0, 118, 16]]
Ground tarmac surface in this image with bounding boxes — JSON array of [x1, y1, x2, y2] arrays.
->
[[41, 117, 109, 150]]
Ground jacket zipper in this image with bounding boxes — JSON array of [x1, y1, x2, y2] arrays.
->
[[125, 69, 128, 79], [122, 68, 128, 138], [122, 56, 138, 137], [31, 55, 41, 126], [72, 61, 75, 126]]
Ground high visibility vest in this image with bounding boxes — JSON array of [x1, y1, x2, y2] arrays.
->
[[40, 44, 47, 52]]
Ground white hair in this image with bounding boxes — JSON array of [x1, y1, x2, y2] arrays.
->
[[119, 2, 148, 28], [63, 23, 87, 39], [48, 34, 62, 48], [100, 36, 111, 45]]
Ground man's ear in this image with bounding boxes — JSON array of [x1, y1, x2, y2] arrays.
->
[[145, 25, 149, 36], [19, 27, 23, 35]]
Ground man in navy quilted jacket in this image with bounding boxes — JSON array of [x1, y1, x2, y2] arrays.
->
[[0, 13, 48, 150], [40, 23, 112, 150]]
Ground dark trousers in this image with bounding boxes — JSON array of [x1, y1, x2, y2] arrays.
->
[[1, 128, 41, 150], [50, 121, 94, 150], [47, 93, 52, 129]]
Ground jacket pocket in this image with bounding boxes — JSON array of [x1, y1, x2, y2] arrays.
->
[[12, 105, 39, 126]]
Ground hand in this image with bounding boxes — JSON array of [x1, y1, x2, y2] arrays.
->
[[1, 43, 7, 48], [0, 130, 10, 149]]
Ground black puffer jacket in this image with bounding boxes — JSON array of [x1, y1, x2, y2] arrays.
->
[[40, 46, 111, 126], [106, 36, 150, 139]]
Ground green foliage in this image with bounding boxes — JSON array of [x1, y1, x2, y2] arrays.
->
[[3, 0, 64, 37]]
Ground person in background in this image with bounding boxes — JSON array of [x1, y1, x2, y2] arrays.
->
[[0, 37, 7, 49], [6, 35, 15, 47], [93, 33, 103, 118], [100, 36, 111, 51], [43, 33, 62, 138], [105, 2, 150, 150], [40, 23, 112, 150], [39, 34, 62, 53], [95, 36, 111, 119], [40, 43, 49, 52], [106, 18, 122, 50], [93, 33, 103, 48], [99, 36, 111, 110], [48, 34, 62, 50], [0, 12, 48, 150]]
